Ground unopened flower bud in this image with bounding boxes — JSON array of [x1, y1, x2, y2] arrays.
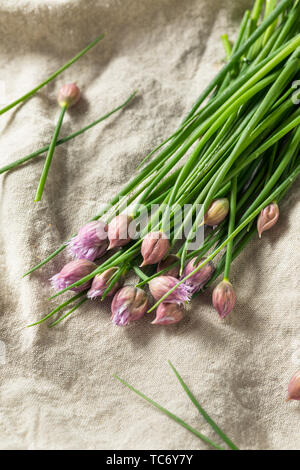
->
[[182, 257, 215, 293], [157, 254, 180, 278], [204, 198, 229, 226], [58, 83, 81, 108], [212, 280, 236, 319], [108, 215, 133, 250], [286, 370, 300, 402], [111, 286, 149, 326], [87, 267, 123, 299], [152, 303, 183, 325], [257, 202, 279, 238], [149, 276, 192, 305], [50, 259, 96, 292], [68, 220, 108, 261], [141, 231, 170, 266]]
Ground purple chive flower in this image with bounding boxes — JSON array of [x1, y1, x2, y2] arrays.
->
[[68, 220, 108, 261], [50, 259, 97, 292], [152, 303, 184, 325], [181, 257, 215, 294], [149, 276, 192, 305], [111, 286, 149, 326], [87, 267, 123, 299]]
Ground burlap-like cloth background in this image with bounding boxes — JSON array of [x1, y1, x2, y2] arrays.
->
[[0, 0, 299, 450]]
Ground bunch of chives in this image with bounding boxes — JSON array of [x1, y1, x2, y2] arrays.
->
[[21, 0, 300, 327]]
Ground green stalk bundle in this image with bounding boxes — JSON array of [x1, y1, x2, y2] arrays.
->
[[23, 0, 300, 327]]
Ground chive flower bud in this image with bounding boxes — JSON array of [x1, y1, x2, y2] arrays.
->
[[157, 254, 180, 278], [149, 276, 192, 305], [111, 286, 149, 326], [87, 267, 123, 299], [286, 370, 300, 402], [212, 280, 236, 319], [58, 83, 81, 108], [107, 214, 133, 250], [140, 231, 170, 266], [50, 259, 96, 292], [152, 303, 183, 325], [181, 257, 215, 293], [68, 220, 108, 261], [204, 198, 229, 226], [257, 202, 279, 238]]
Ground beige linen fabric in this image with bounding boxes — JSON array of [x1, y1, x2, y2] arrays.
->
[[0, 0, 299, 450]]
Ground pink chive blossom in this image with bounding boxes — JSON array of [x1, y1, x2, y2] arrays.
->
[[152, 303, 184, 325], [140, 231, 170, 266], [87, 268, 123, 299], [149, 276, 192, 305], [50, 259, 96, 292], [212, 280, 236, 319], [58, 83, 81, 108], [68, 220, 108, 261], [181, 257, 215, 294], [107, 215, 133, 250], [111, 286, 149, 326]]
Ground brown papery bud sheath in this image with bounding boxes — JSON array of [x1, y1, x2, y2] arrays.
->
[[286, 370, 300, 402], [58, 83, 81, 108], [141, 231, 170, 266], [257, 202, 279, 238], [212, 280, 236, 319], [204, 198, 229, 226]]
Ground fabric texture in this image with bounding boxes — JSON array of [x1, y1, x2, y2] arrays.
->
[[0, 0, 299, 450]]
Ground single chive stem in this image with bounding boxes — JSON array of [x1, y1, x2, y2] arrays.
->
[[0, 33, 104, 116], [27, 291, 86, 327], [168, 361, 239, 450], [0, 92, 137, 176], [34, 105, 67, 202], [133, 266, 149, 282], [224, 176, 237, 281], [251, 0, 264, 23], [221, 34, 232, 61], [114, 375, 225, 450], [49, 297, 88, 328]]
